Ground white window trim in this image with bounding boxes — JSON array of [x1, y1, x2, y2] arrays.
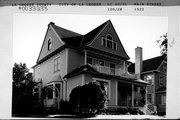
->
[[92, 78, 111, 100], [46, 82, 62, 99], [54, 55, 61, 73], [87, 56, 117, 69], [101, 34, 117, 50], [47, 37, 52, 51]]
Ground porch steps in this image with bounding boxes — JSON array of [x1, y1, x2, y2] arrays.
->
[[139, 104, 157, 115]]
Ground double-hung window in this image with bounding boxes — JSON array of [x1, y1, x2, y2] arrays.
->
[[54, 57, 60, 72]]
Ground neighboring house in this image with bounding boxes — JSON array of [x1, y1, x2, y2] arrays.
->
[[128, 55, 167, 115], [32, 20, 148, 112]]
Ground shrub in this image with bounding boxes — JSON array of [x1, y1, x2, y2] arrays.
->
[[59, 100, 72, 114], [128, 107, 145, 115], [69, 82, 107, 117]]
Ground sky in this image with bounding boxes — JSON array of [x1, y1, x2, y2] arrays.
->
[[13, 14, 168, 70]]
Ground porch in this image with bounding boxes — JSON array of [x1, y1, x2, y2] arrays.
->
[[117, 82, 146, 107]]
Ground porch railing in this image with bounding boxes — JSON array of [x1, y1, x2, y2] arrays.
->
[[93, 65, 124, 76]]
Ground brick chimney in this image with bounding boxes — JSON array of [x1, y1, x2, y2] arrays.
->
[[135, 46, 143, 79]]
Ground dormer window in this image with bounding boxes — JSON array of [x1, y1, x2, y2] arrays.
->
[[48, 38, 52, 51], [101, 34, 117, 50]]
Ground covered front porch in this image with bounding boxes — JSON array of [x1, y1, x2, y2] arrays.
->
[[117, 81, 146, 107]]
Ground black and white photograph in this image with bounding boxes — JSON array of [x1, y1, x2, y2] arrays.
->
[[12, 14, 168, 118]]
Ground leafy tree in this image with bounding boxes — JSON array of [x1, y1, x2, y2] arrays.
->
[[156, 33, 168, 55], [69, 82, 107, 117], [12, 63, 36, 115]]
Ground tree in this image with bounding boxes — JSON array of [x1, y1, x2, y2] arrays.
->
[[12, 63, 35, 115], [156, 33, 168, 55], [69, 82, 107, 117]]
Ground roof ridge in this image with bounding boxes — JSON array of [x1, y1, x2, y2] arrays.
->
[[143, 54, 166, 62], [79, 20, 110, 47], [51, 23, 82, 38]]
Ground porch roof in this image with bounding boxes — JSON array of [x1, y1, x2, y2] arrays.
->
[[63, 64, 148, 86]]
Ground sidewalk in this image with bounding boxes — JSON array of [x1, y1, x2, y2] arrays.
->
[[47, 114, 166, 119]]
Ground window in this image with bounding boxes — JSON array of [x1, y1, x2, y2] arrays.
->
[[33, 87, 39, 100], [110, 63, 116, 75], [144, 74, 153, 85], [147, 94, 154, 104], [99, 60, 104, 66], [55, 83, 61, 98], [113, 42, 117, 50], [47, 85, 53, 99], [159, 95, 166, 105], [162, 64, 167, 73], [87, 57, 93, 65], [101, 38, 106, 46], [101, 34, 117, 50], [54, 56, 60, 72], [96, 79, 110, 98], [107, 40, 113, 48], [159, 75, 164, 86], [48, 38, 52, 51]]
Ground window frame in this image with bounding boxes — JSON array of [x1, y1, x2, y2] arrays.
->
[[87, 57, 93, 65], [101, 34, 117, 50], [48, 38, 52, 51], [159, 94, 166, 105], [159, 75, 164, 87], [54, 56, 61, 72], [93, 78, 111, 99], [47, 84, 53, 99]]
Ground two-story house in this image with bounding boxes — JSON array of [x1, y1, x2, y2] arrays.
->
[[32, 20, 148, 112], [128, 55, 167, 115]]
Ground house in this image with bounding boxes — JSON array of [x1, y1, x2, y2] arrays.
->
[[32, 20, 148, 112], [128, 55, 167, 115]]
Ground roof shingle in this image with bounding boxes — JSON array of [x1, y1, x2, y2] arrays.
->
[[128, 55, 166, 73]]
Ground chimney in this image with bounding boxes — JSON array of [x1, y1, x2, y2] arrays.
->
[[135, 46, 143, 79]]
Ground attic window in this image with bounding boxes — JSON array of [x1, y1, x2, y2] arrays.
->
[[48, 38, 52, 51], [101, 34, 117, 50]]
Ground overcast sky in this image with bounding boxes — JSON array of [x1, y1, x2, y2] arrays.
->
[[13, 14, 168, 69]]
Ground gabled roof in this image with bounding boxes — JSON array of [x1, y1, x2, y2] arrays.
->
[[51, 23, 83, 48], [79, 20, 109, 47], [35, 20, 130, 65], [128, 55, 167, 73], [51, 23, 82, 39]]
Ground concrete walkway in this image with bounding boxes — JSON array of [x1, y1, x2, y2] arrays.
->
[[48, 114, 166, 119]]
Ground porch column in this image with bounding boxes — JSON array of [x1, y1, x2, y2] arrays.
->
[[131, 84, 134, 107], [145, 86, 147, 105]]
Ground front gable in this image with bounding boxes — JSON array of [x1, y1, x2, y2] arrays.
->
[[86, 20, 129, 60], [157, 57, 167, 73], [37, 24, 65, 63]]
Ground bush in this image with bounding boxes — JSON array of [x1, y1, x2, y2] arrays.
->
[[102, 107, 145, 115], [103, 107, 128, 115], [59, 100, 72, 114], [128, 107, 145, 115], [69, 82, 107, 117]]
